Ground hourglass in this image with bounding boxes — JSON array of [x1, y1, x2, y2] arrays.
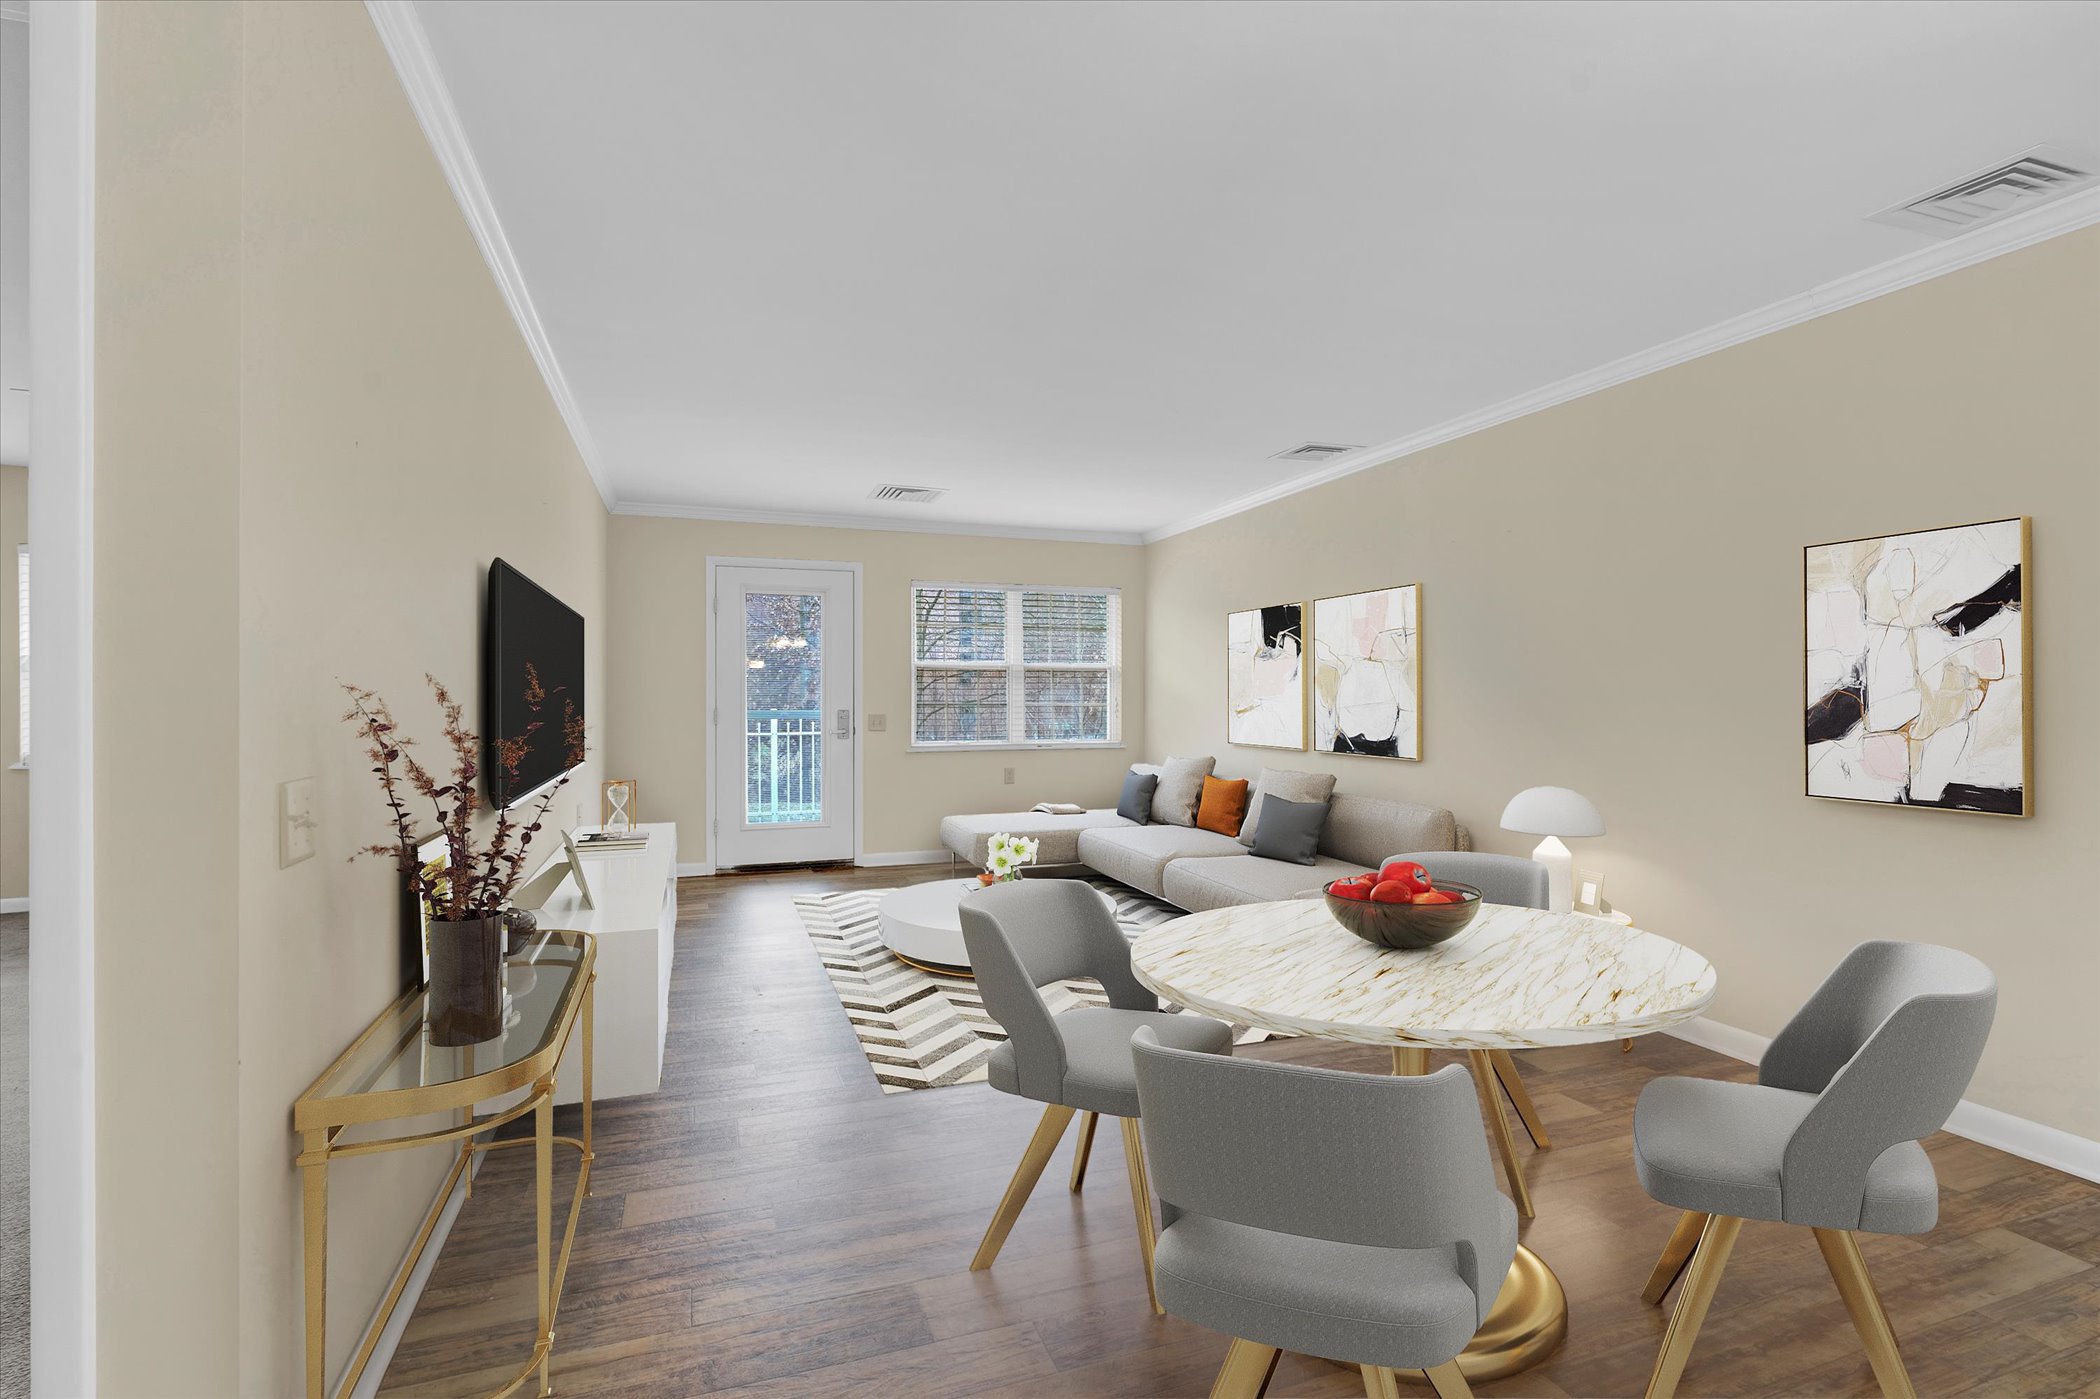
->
[[602, 779, 637, 835]]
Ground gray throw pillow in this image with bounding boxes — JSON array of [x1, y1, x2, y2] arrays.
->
[[1249, 795, 1329, 865], [1150, 755, 1215, 827], [1240, 767, 1338, 847], [1115, 770, 1158, 825]]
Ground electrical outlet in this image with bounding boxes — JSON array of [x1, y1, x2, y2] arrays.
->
[[279, 777, 317, 868], [866, 713, 887, 733], [1004, 767, 1015, 785]]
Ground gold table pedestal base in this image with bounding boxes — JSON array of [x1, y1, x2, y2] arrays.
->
[[1456, 1245, 1567, 1381]]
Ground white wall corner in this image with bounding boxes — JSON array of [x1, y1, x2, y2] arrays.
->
[[362, 0, 616, 513], [674, 861, 714, 879], [1666, 1017, 2100, 1186]]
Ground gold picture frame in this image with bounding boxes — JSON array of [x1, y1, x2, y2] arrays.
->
[[1225, 602, 1308, 750], [1311, 583, 1423, 761], [1803, 515, 2030, 817]]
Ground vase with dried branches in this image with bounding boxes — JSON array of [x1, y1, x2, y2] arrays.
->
[[343, 668, 586, 1046]]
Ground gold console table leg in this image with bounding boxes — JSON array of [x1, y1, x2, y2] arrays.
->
[[302, 1129, 329, 1399], [581, 975, 596, 1195], [536, 1082, 555, 1397]]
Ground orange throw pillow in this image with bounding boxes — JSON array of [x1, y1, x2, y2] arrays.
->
[[1196, 776, 1251, 837]]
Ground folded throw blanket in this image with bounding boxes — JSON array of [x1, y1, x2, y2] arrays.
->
[[1028, 802, 1087, 815]]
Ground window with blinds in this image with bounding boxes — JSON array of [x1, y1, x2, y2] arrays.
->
[[912, 583, 1120, 747]]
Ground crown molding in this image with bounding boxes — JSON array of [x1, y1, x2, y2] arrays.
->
[[613, 498, 1144, 548], [1143, 185, 2100, 544], [363, 0, 616, 512]]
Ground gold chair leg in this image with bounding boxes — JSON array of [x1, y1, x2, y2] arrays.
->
[[1488, 1049, 1551, 1149], [1622, 1037, 1634, 1052], [1070, 1110, 1099, 1193], [1121, 1116, 1163, 1314], [1210, 1338, 1282, 1399], [1641, 1210, 1711, 1305], [1422, 1360, 1473, 1399], [1645, 1214, 1744, 1399], [1361, 1364, 1403, 1399], [1466, 1050, 1534, 1218], [969, 1104, 1075, 1271], [1815, 1228, 1917, 1399]]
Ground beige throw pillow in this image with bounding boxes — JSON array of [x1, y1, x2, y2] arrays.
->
[[1240, 767, 1338, 847], [1150, 755, 1216, 827]]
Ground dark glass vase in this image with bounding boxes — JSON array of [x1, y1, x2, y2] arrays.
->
[[427, 915, 506, 1046]]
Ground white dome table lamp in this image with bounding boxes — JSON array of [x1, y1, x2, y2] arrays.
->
[[1499, 786, 1605, 915]]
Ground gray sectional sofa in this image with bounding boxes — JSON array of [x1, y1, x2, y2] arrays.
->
[[939, 783, 1470, 914]]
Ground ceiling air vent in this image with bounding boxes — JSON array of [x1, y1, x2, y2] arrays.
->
[[1272, 442, 1364, 463], [1870, 145, 2098, 238], [868, 483, 947, 505]]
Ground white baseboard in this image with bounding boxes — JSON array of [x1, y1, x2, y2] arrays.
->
[[856, 849, 952, 868], [0, 896, 27, 915], [1665, 1016, 2100, 1185], [675, 861, 714, 878], [345, 1154, 479, 1399]]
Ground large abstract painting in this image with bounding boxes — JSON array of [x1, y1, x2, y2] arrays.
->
[[1313, 585, 1421, 760], [1804, 517, 2029, 815], [1226, 603, 1306, 749]]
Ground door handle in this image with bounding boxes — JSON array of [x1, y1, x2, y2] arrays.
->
[[836, 708, 853, 740]]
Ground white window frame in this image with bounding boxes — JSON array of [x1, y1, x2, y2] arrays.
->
[[909, 581, 1123, 751]]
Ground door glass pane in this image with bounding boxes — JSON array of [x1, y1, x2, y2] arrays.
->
[[744, 592, 823, 824]]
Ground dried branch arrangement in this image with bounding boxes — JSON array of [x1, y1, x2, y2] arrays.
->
[[342, 667, 586, 920]]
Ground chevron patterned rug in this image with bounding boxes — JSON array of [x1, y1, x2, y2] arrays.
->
[[795, 878, 1271, 1093]]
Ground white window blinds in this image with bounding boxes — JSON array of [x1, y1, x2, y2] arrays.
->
[[912, 583, 1120, 747]]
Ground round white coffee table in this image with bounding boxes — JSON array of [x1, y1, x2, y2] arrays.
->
[[878, 879, 1116, 973]]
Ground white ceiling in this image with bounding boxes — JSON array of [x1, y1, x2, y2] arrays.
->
[[410, 0, 2100, 541]]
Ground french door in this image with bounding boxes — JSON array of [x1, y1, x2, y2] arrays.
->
[[712, 563, 857, 868]]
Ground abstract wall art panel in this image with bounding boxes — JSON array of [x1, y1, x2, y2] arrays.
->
[[1312, 584, 1421, 760], [1804, 517, 2029, 815], [1226, 603, 1306, 749]]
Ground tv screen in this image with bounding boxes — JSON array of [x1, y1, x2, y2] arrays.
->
[[485, 558, 585, 809]]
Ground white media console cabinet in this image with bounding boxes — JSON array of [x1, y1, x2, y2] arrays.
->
[[530, 821, 678, 1104]]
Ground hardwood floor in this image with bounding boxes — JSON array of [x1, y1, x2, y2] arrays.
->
[[378, 867, 2100, 1398]]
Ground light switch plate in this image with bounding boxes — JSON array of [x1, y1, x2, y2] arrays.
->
[[866, 713, 886, 732], [1004, 767, 1015, 785], [280, 777, 317, 868]]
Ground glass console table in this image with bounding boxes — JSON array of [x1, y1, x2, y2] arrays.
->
[[294, 930, 598, 1399]]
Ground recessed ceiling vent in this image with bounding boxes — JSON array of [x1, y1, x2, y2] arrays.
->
[[868, 483, 947, 504], [1272, 442, 1364, 463], [1870, 145, 2098, 238]]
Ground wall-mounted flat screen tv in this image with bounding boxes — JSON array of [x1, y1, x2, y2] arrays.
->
[[485, 558, 585, 809]]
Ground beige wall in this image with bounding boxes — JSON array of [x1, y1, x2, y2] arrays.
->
[[1144, 226, 2100, 1141], [94, 3, 608, 1394], [606, 516, 1144, 862], [1, 464, 23, 900]]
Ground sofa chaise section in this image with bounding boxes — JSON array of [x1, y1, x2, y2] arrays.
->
[[940, 809, 1135, 867]]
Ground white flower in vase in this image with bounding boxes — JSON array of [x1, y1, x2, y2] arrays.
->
[[987, 846, 1016, 879]]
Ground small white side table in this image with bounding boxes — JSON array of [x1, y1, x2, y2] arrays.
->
[[878, 879, 1116, 973]]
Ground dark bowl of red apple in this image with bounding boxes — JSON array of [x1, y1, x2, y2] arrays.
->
[[1323, 862, 1483, 950]]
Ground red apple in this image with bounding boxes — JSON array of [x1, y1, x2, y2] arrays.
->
[[1369, 880, 1415, 904], [1380, 860, 1430, 886], [1329, 880, 1371, 901]]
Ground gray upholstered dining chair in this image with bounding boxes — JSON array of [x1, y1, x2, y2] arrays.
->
[[1131, 1029, 1516, 1399], [1390, 850, 1553, 1217], [960, 879, 1234, 1313], [1634, 939, 1996, 1399]]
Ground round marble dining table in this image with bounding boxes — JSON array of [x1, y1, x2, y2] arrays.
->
[[1129, 897, 1717, 1382]]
